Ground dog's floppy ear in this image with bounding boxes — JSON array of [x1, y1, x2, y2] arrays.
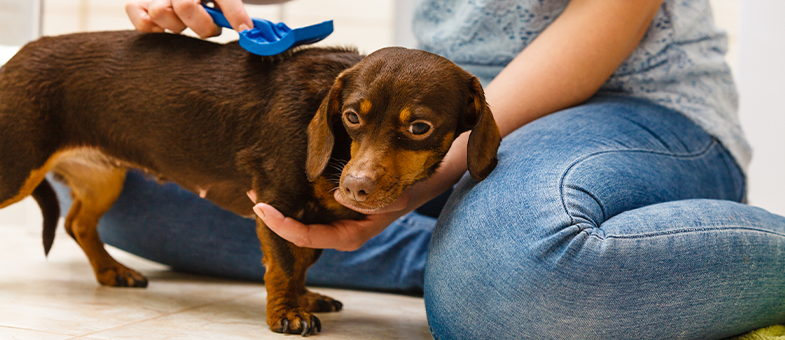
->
[[464, 76, 501, 181], [306, 73, 346, 181]]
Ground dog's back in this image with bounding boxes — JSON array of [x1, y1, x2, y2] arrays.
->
[[0, 31, 362, 217]]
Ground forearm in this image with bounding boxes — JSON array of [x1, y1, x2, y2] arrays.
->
[[408, 0, 665, 210]]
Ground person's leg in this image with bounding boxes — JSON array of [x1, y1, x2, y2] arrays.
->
[[51, 171, 435, 294], [425, 95, 785, 339]]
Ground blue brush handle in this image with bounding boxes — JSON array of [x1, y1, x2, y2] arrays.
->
[[202, 5, 287, 37], [201, 4, 332, 56], [202, 5, 233, 29]]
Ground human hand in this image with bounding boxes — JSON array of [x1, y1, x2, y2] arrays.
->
[[247, 188, 411, 251], [126, 0, 253, 38]]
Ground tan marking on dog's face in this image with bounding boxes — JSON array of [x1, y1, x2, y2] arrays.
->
[[338, 143, 442, 211], [349, 140, 360, 159], [440, 132, 455, 153], [398, 107, 412, 125], [312, 176, 345, 213], [392, 149, 434, 184], [359, 99, 372, 115]]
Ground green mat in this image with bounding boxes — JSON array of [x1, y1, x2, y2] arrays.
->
[[731, 325, 785, 340]]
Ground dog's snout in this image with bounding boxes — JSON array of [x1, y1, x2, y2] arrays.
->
[[342, 175, 376, 202]]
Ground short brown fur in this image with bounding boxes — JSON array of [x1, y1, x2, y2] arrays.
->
[[0, 31, 500, 336]]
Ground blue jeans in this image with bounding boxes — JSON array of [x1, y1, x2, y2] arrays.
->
[[51, 95, 784, 339]]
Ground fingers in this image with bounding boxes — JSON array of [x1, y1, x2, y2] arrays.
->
[[126, 0, 166, 33], [214, 0, 253, 31], [253, 203, 328, 249], [171, 0, 221, 38], [126, 0, 215, 37], [148, 0, 187, 33], [252, 203, 378, 251], [247, 190, 257, 202], [127, 0, 252, 38]]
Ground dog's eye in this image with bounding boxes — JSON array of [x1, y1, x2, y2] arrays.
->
[[409, 122, 431, 135], [345, 111, 360, 125]]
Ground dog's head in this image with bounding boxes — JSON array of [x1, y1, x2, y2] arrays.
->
[[306, 47, 501, 212]]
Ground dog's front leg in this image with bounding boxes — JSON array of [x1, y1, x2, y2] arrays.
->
[[255, 218, 342, 336]]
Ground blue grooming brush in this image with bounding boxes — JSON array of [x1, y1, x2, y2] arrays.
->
[[202, 5, 333, 56]]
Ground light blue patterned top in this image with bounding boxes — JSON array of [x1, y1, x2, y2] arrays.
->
[[413, 0, 751, 172]]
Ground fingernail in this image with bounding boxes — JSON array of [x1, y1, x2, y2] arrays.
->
[[246, 190, 255, 201], [253, 205, 266, 219], [238, 23, 250, 32]]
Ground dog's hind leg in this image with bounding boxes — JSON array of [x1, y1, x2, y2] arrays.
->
[[54, 156, 147, 288]]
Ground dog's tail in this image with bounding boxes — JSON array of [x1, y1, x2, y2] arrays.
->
[[31, 179, 60, 256]]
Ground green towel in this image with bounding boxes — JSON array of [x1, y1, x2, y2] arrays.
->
[[731, 325, 785, 340]]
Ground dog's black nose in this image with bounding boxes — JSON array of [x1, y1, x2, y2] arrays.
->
[[342, 175, 375, 202]]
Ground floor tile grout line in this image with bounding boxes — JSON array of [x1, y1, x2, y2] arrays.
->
[[73, 288, 267, 338], [0, 324, 74, 336]]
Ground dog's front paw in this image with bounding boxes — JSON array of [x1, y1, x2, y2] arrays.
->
[[96, 265, 148, 288], [299, 290, 343, 313], [270, 307, 321, 336]]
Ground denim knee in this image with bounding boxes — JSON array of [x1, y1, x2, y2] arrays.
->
[[423, 96, 755, 339], [424, 163, 571, 340]]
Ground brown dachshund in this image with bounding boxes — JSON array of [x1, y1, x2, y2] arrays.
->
[[0, 30, 500, 335]]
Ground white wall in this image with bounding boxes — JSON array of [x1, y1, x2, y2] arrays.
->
[[735, 0, 785, 216], [0, 0, 41, 45], [394, 0, 416, 47], [39, 0, 394, 54]]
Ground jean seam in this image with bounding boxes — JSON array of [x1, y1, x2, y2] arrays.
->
[[559, 139, 719, 227], [586, 225, 785, 240]]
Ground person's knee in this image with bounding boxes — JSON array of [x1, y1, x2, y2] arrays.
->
[[423, 175, 564, 339], [423, 218, 585, 339]]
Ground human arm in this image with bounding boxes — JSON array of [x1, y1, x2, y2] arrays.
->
[[125, 0, 291, 38], [257, 0, 664, 250]]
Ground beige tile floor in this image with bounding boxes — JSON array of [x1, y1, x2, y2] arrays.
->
[[0, 223, 432, 339]]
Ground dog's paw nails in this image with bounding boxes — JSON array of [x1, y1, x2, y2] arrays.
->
[[272, 313, 320, 336], [113, 273, 148, 288], [133, 277, 149, 288], [100, 267, 148, 288], [281, 318, 290, 334], [316, 299, 342, 312], [299, 315, 321, 336], [300, 319, 309, 336], [312, 315, 321, 334], [331, 300, 343, 311], [114, 274, 128, 287]]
